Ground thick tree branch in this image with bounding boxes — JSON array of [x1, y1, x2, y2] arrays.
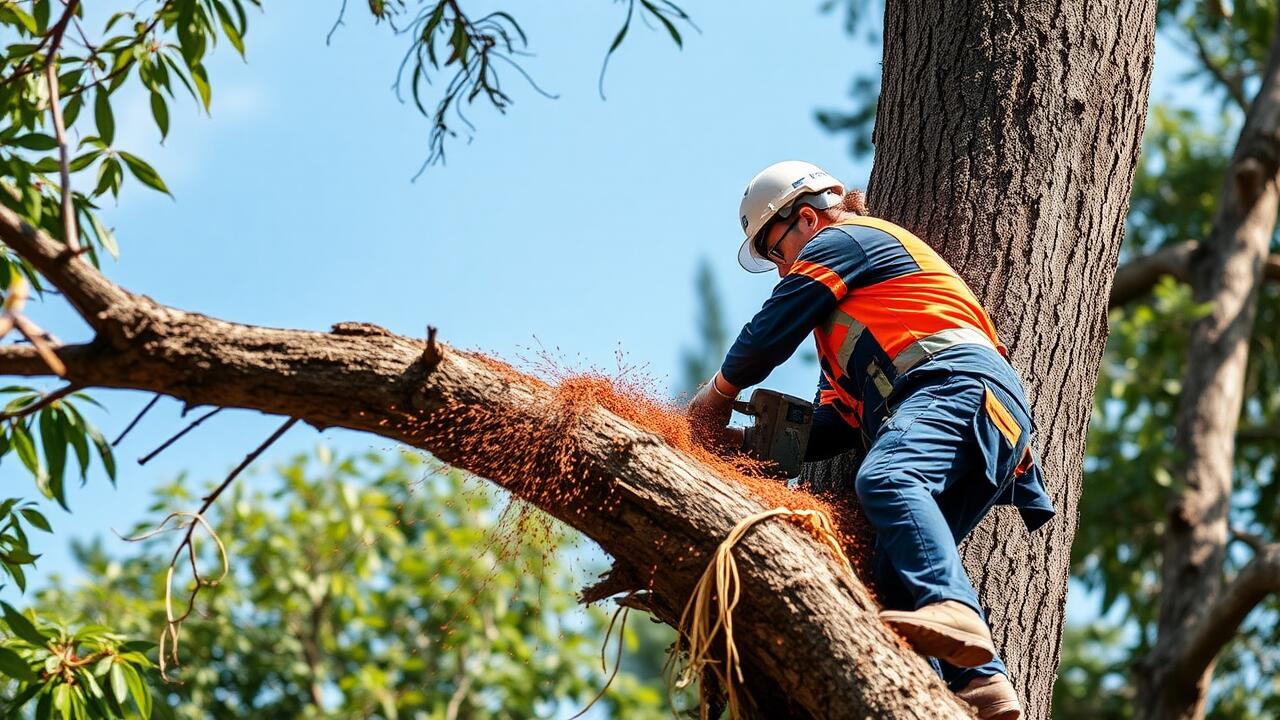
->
[[0, 205, 130, 328], [1168, 543, 1280, 688], [1109, 240, 1280, 308], [0, 195, 968, 719]]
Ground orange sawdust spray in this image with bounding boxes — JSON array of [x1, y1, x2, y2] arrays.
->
[[362, 343, 878, 712]]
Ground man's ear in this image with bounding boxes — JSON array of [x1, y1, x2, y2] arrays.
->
[[800, 205, 820, 230]]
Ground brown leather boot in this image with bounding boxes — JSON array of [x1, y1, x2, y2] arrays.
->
[[955, 673, 1023, 720], [878, 600, 996, 667]]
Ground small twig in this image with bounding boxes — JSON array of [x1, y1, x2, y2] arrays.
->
[[1231, 527, 1267, 554], [327, 0, 349, 45], [142, 417, 297, 682], [569, 600, 630, 720], [193, 417, 298, 511], [423, 324, 442, 367], [113, 393, 161, 446], [12, 315, 66, 376], [1185, 26, 1249, 112], [44, 2, 83, 254], [137, 407, 223, 465], [0, 382, 81, 420]]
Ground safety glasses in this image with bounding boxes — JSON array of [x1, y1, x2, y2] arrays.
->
[[753, 212, 802, 264]]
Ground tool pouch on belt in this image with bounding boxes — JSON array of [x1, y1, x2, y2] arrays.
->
[[972, 381, 1053, 532]]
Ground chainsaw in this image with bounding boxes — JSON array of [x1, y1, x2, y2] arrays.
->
[[733, 388, 814, 479]]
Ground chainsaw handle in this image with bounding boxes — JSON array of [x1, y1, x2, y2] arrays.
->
[[732, 400, 756, 415]]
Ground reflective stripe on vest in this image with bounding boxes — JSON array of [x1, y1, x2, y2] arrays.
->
[[891, 326, 998, 375], [821, 308, 867, 373]]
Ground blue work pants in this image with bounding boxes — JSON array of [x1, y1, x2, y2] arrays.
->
[[854, 370, 1034, 690]]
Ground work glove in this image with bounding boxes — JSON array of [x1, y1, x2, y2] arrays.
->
[[688, 375, 740, 452]]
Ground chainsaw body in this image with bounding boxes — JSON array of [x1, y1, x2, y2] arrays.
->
[[733, 388, 814, 479]]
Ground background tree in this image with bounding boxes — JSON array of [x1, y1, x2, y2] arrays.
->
[[23, 449, 668, 719], [1064, 2, 1280, 717]]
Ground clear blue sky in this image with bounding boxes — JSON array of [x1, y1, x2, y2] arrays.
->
[[11, 0, 1193, 636]]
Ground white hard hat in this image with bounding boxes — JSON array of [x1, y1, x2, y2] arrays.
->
[[737, 160, 845, 273]]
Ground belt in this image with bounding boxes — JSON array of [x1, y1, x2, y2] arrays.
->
[[890, 327, 999, 376]]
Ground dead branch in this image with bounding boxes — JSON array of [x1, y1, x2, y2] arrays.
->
[[138, 408, 223, 466], [113, 394, 161, 446]]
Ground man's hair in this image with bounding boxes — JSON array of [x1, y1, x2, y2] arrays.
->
[[817, 189, 868, 221]]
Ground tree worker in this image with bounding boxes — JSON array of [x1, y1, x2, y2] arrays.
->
[[687, 160, 1055, 720]]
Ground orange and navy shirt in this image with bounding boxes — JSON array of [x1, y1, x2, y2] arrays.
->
[[721, 216, 1009, 452]]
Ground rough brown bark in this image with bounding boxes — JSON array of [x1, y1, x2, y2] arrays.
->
[[1133, 16, 1280, 720], [803, 2, 1158, 718], [0, 207, 973, 718]]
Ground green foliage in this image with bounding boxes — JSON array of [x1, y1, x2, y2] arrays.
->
[[0, 608, 156, 720], [1076, 277, 1212, 633], [1125, 106, 1229, 253], [1, 386, 117, 506], [14, 450, 669, 719], [1051, 623, 1132, 719]]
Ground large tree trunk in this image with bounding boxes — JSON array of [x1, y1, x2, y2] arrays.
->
[[1133, 17, 1280, 720], [804, 2, 1158, 718]]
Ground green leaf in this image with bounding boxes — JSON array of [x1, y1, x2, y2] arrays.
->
[[149, 92, 169, 142], [121, 662, 150, 717], [109, 662, 127, 703], [6, 4, 39, 34], [213, 2, 246, 57], [648, 5, 683, 48], [20, 508, 50, 533], [117, 152, 171, 196], [68, 151, 100, 173], [35, 687, 50, 720], [11, 424, 44, 482], [52, 683, 69, 720], [94, 90, 115, 146], [87, 212, 118, 260], [0, 645, 35, 682], [118, 640, 155, 653], [64, 412, 90, 482], [92, 157, 121, 198], [86, 425, 115, 485], [38, 410, 67, 509], [33, 0, 49, 33], [1, 602, 49, 646], [9, 134, 59, 151], [62, 95, 82, 128], [191, 64, 212, 111]]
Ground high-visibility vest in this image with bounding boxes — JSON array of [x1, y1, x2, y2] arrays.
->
[[808, 217, 1007, 432]]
